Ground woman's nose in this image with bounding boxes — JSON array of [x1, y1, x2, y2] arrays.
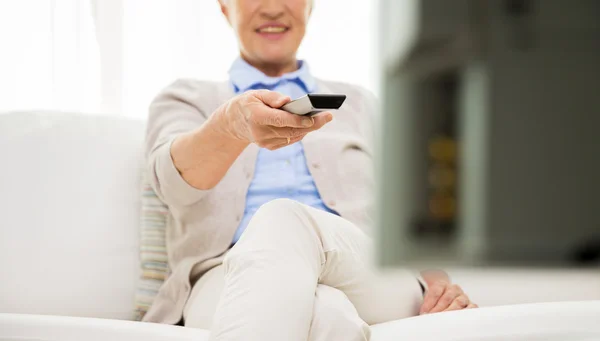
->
[[258, 0, 285, 19]]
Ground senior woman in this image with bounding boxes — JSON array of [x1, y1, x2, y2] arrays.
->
[[143, 0, 476, 340]]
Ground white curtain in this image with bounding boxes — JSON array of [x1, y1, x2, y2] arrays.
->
[[0, 0, 101, 113], [1, 0, 377, 118]]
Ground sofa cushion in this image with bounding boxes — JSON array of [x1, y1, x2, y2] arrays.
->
[[0, 111, 144, 319], [134, 172, 170, 321]]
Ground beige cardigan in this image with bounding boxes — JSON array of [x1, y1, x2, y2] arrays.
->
[[143, 78, 377, 324]]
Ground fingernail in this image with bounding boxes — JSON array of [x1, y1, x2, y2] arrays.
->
[[302, 117, 314, 127], [326, 114, 333, 122]]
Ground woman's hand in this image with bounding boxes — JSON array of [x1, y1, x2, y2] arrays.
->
[[419, 270, 478, 315], [169, 90, 331, 191], [221, 89, 333, 150]]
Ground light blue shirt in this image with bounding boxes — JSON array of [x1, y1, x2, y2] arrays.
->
[[229, 58, 337, 243]]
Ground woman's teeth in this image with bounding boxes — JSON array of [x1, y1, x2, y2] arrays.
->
[[258, 27, 287, 33]]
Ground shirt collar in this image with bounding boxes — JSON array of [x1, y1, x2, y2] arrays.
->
[[228, 57, 317, 93]]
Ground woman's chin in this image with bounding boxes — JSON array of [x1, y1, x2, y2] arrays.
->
[[256, 50, 297, 65]]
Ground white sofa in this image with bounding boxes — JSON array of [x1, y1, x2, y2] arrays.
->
[[1, 111, 599, 340]]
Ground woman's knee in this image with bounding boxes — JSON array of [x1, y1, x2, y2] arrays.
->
[[252, 198, 301, 223], [224, 198, 321, 269], [241, 198, 308, 239]]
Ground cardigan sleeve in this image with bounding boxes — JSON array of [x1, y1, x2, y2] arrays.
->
[[145, 79, 214, 207]]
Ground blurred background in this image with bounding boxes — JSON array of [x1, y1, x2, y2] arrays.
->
[[378, 0, 600, 269], [0, 0, 378, 117]]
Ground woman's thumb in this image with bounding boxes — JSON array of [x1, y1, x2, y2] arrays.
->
[[253, 90, 291, 108]]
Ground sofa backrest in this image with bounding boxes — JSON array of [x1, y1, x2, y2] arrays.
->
[[1, 112, 599, 321], [0, 111, 144, 319]]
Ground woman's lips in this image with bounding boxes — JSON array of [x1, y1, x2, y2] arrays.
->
[[255, 24, 290, 41]]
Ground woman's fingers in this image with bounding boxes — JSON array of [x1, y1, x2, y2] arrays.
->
[[311, 111, 334, 127], [277, 112, 333, 137], [420, 281, 475, 315], [253, 107, 315, 128], [253, 104, 334, 131], [260, 135, 306, 150], [419, 281, 447, 314], [428, 284, 463, 314], [466, 303, 478, 309], [257, 111, 332, 139], [443, 294, 470, 312]]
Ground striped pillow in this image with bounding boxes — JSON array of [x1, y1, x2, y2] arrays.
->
[[134, 171, 170, 321]]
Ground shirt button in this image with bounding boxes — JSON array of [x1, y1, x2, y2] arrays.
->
[[328, 200, 336, 207], [236, 215, 241, 221], [312, 162, 320, 169], [285, 160, 291, 166], [246, 172, 252, 179]]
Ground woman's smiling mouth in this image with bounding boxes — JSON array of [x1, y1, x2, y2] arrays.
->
[[255, 23, 290, 39]]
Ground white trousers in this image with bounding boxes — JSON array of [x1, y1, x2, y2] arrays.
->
[[184, 199, 423, 341]]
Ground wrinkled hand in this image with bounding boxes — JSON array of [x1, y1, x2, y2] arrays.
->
[[223, 89, 332, 150], [419, 270, 478, 315]]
